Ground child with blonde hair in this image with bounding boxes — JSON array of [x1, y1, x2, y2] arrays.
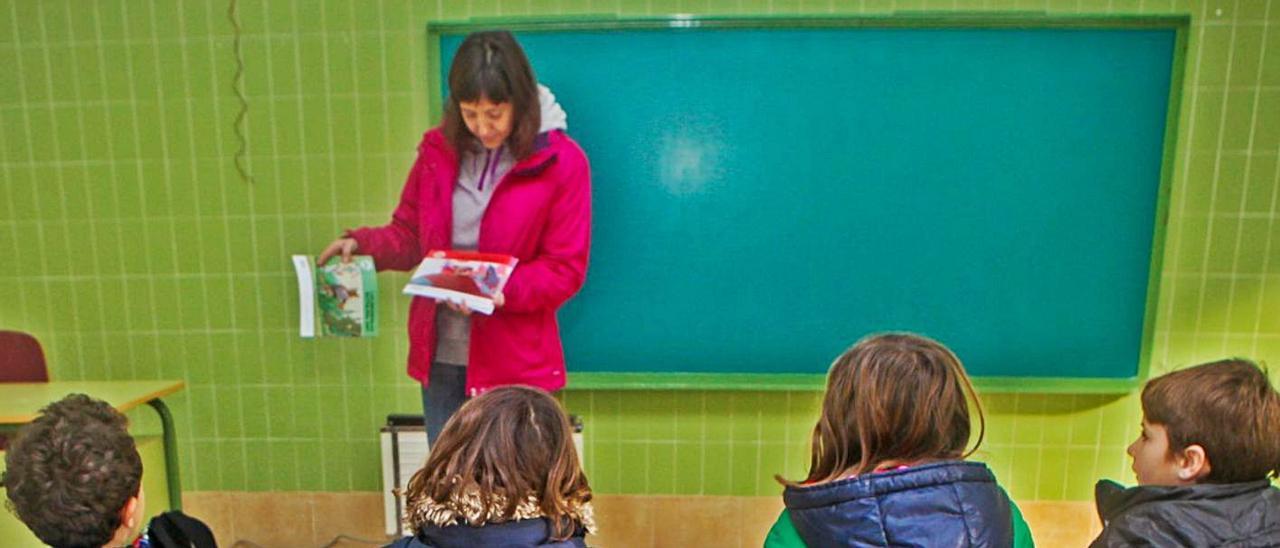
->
[[766, 333, 1032, 547]]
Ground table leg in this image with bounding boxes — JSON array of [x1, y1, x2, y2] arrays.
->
[[147, 398, 182, 510]]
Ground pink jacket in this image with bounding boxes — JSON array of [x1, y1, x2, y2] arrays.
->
[[348, 127, 591, 394]]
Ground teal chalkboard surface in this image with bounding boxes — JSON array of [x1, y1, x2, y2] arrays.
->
[[431, 16, 1186, 392]]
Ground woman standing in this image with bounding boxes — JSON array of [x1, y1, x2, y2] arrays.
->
[[318, 31, 591, 443]]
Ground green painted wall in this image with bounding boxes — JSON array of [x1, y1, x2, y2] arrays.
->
[[1, 0, 1277, 502]]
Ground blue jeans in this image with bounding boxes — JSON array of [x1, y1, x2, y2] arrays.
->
[[421, 362, 467, 445]]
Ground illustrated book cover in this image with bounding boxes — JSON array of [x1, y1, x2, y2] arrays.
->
[[402, 250, 518, 315], [291, 255, 378, 337]]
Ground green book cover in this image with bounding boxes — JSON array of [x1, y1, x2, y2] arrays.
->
[[292, 255, 378, 338]]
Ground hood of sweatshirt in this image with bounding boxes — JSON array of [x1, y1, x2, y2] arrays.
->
[[537, 83, 567, 134]]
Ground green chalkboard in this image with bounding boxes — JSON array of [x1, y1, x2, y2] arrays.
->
[[431, 16, 1186, 392]]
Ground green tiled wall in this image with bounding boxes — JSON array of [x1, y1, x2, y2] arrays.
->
[[2, 0, 1277, 500]]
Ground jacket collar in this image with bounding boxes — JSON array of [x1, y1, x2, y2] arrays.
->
[[1094, 478, 1275, 522], [416, 518, 588, 547], [784, 460, 997, 509], [423, 129, 561, 180]]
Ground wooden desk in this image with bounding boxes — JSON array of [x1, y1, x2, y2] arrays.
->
[[0, 380, 186, 509]]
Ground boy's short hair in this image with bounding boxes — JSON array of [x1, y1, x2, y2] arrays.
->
[[2, 393, 142, 548], [1141, 358, 1280, 483]]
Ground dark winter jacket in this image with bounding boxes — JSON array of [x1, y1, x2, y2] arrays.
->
[[1090, 478, 1280, 547], [780, 460, 1015, 547], [385, 518, 588, 548]]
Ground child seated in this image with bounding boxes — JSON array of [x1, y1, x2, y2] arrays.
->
[[765, 333, 1032, 547], [1090, 358, 1280, 546], [394, 385, 594, 547], [2, 393, 214, 548]]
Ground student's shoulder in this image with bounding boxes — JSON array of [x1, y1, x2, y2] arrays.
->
[[763, 509, 807, 548], [1094, 496, 1249, 548], [1091, 507, 1199, 548]]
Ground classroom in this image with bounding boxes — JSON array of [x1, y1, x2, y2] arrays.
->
[[2, 1, 1278, 547]]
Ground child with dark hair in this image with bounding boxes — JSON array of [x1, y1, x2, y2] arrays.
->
[[1090, 358, 1280, 546], [4, 394, 144, 548], [765, 333, 1032, 547], [2, 394, 213, 548], [391, 385, 593, 547]]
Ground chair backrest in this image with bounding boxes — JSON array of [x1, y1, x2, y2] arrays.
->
[[0, 330, 49, 383]]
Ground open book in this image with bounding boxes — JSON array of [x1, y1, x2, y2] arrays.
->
[[402, 250, 518, 315], [291, 255, 378, 337]]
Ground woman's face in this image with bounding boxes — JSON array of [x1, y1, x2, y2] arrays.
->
[[459, 97, 513, 150]]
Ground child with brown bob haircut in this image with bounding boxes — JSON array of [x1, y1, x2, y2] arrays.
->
[[1090, 358, 1280, 546], [392, 385, 594, 548], [765, 333, 1033, 547]]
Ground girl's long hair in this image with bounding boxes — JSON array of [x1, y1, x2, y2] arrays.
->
[[783, 333, 986, 485], [404, 385, 591, 540]]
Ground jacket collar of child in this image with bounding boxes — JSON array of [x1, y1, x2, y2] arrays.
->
[[406, 485, 596, 534]]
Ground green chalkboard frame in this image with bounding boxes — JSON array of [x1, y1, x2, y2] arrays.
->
[[424, 13, 1189, 394]]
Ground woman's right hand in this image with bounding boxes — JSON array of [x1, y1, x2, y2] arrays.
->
[[317, 237, 359, 265]]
